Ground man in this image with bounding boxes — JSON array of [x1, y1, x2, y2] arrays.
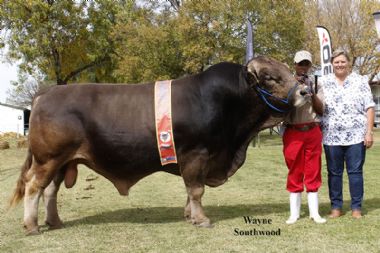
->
[[283, 50, 326, 224]]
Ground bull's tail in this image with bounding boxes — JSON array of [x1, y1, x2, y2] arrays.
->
[[9, 148, 33, 208]]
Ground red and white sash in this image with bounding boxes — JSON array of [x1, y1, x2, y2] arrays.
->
[[154, 80, 178, 165]]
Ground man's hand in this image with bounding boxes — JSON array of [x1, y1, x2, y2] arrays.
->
[[296, 74, 314, 96]]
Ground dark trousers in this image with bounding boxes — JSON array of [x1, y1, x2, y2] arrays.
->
[[324, 142, 366, 210]]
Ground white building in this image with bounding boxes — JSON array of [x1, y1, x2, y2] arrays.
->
[[0, 103, 30, 136]]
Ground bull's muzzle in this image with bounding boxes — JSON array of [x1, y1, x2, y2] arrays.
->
[[292, 84, 310, 107]]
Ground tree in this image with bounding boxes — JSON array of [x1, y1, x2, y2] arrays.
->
[[174, 0, 305, 71], [114, 0, 306, 83], [245, 0, 306, 63], [304, 0, 380, 83], [6, 78, 52, 108], [0, 0, 127, 85], [112, 5, 185, 83]]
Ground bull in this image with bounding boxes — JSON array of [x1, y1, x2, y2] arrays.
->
[[10, 56, 306, 235]]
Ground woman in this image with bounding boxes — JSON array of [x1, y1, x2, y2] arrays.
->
[[320, 49, 375, 219]]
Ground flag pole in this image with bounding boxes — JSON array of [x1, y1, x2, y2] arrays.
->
[[245, 18, 254, 64]]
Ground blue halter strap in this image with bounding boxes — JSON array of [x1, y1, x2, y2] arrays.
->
[[255, 82, 298, 113]]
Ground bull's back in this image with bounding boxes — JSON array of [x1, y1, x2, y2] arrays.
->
[[30, 84, 164, 172]]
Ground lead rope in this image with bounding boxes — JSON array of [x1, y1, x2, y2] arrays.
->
[[252, 72, 298, 113]]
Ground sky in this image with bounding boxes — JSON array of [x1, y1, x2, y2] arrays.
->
[[0, 61, 18, 103]]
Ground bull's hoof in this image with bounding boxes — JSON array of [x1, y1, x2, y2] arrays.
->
[[47, 223, 64, 230], [197, 221, 214, 228], [45, 220, 64, 230], [191, 218, 213, 228], [26, 228, 40, 236], [24, 223, 40, 236], [184, 213, 192, 223]]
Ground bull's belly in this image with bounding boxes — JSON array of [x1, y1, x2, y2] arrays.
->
[[92, 151, 180, 177], [84, 154, 181, 195]]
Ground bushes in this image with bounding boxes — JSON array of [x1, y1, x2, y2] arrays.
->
[[0, 140, 10, 150], [0, 132, 28, 150]]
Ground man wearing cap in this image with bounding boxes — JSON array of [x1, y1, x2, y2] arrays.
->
[[282, 50, 326, 224]]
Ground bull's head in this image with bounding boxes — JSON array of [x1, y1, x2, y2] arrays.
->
[[245, 56, 307, 112]]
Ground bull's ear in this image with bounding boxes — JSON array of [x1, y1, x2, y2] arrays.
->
[[244, 65, 259, 88], [282, 62, 290, 68]]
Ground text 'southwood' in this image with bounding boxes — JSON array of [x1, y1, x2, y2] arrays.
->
[[10, 56, 308, 235]]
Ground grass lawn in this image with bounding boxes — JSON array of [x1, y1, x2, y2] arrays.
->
[[1, 129, 379, 252]]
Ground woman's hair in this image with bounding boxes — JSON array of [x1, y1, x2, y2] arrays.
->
[[331, 48, 350, 63]]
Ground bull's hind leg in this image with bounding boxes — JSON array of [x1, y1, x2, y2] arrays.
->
[[24, 183, 43, 235], [24, 159, 63, 235], [181, 150, 212, 228], [43, 169, 65, 230]]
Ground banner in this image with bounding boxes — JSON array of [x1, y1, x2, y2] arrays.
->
[[154, 80, 178, 166], [373, 12, 380, 38], [245, 19, 254, 64], [316, 26, 333, 76]]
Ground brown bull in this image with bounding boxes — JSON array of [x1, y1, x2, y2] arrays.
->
[[10, 56, 306, 235]]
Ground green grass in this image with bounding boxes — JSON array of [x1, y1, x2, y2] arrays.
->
[[1, 130, 380, 252]]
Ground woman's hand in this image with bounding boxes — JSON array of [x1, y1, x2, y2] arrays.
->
[[364, 132, 374, 149]]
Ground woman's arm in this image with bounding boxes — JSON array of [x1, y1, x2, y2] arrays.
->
[[364, 107, 375, 149]]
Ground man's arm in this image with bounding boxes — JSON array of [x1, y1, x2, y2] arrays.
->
[[311, 94, 324, 116]]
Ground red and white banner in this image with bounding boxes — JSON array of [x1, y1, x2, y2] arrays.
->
[[154, 80, 178, 165], [316, 26, 333, 76]]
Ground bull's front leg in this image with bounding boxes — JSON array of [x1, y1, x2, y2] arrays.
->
[[185, 184, 212, 227], [181, 149, 212, 228], [184, 196, 191, 222]]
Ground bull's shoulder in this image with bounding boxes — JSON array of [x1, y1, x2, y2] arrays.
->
[[197, 62, 250, 96], [202, 62, 244, 81]]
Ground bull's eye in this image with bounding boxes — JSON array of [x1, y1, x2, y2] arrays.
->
[[263, 75, 281, 84]]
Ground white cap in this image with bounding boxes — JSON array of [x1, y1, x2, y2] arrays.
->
[[294, 50, 312, 64]]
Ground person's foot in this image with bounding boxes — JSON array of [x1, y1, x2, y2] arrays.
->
[[286, 216, 299, 224], [310, 215, 326, 223], [328, 209, 342, 218], [352, 210, 362, 219]]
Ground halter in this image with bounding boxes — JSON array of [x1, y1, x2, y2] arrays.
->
[[255, 82, 299, 113]]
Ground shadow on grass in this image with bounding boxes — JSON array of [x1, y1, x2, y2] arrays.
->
[[63, 197, 380, 227]]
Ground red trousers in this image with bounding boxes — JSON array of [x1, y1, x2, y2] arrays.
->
[[283, 124, 322, 193]]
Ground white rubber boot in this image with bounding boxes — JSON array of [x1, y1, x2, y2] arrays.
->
[[286, 192, 301, 224], [308, 192, 326, 224]]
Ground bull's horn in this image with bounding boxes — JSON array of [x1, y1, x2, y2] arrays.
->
[[245, 59, 259, 86]]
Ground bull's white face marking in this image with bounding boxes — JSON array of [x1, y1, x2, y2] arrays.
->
[[159, 131, 171, 143], [293, 85, 308, 107]]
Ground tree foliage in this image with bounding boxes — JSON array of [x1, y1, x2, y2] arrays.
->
[[2, 0, 379, 90], [113, 0, 305, 83], [0, 0, 125, 85], [6, 78, 52, 108], [304, 0, 380, 83], [112, 5, 185, 83]]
